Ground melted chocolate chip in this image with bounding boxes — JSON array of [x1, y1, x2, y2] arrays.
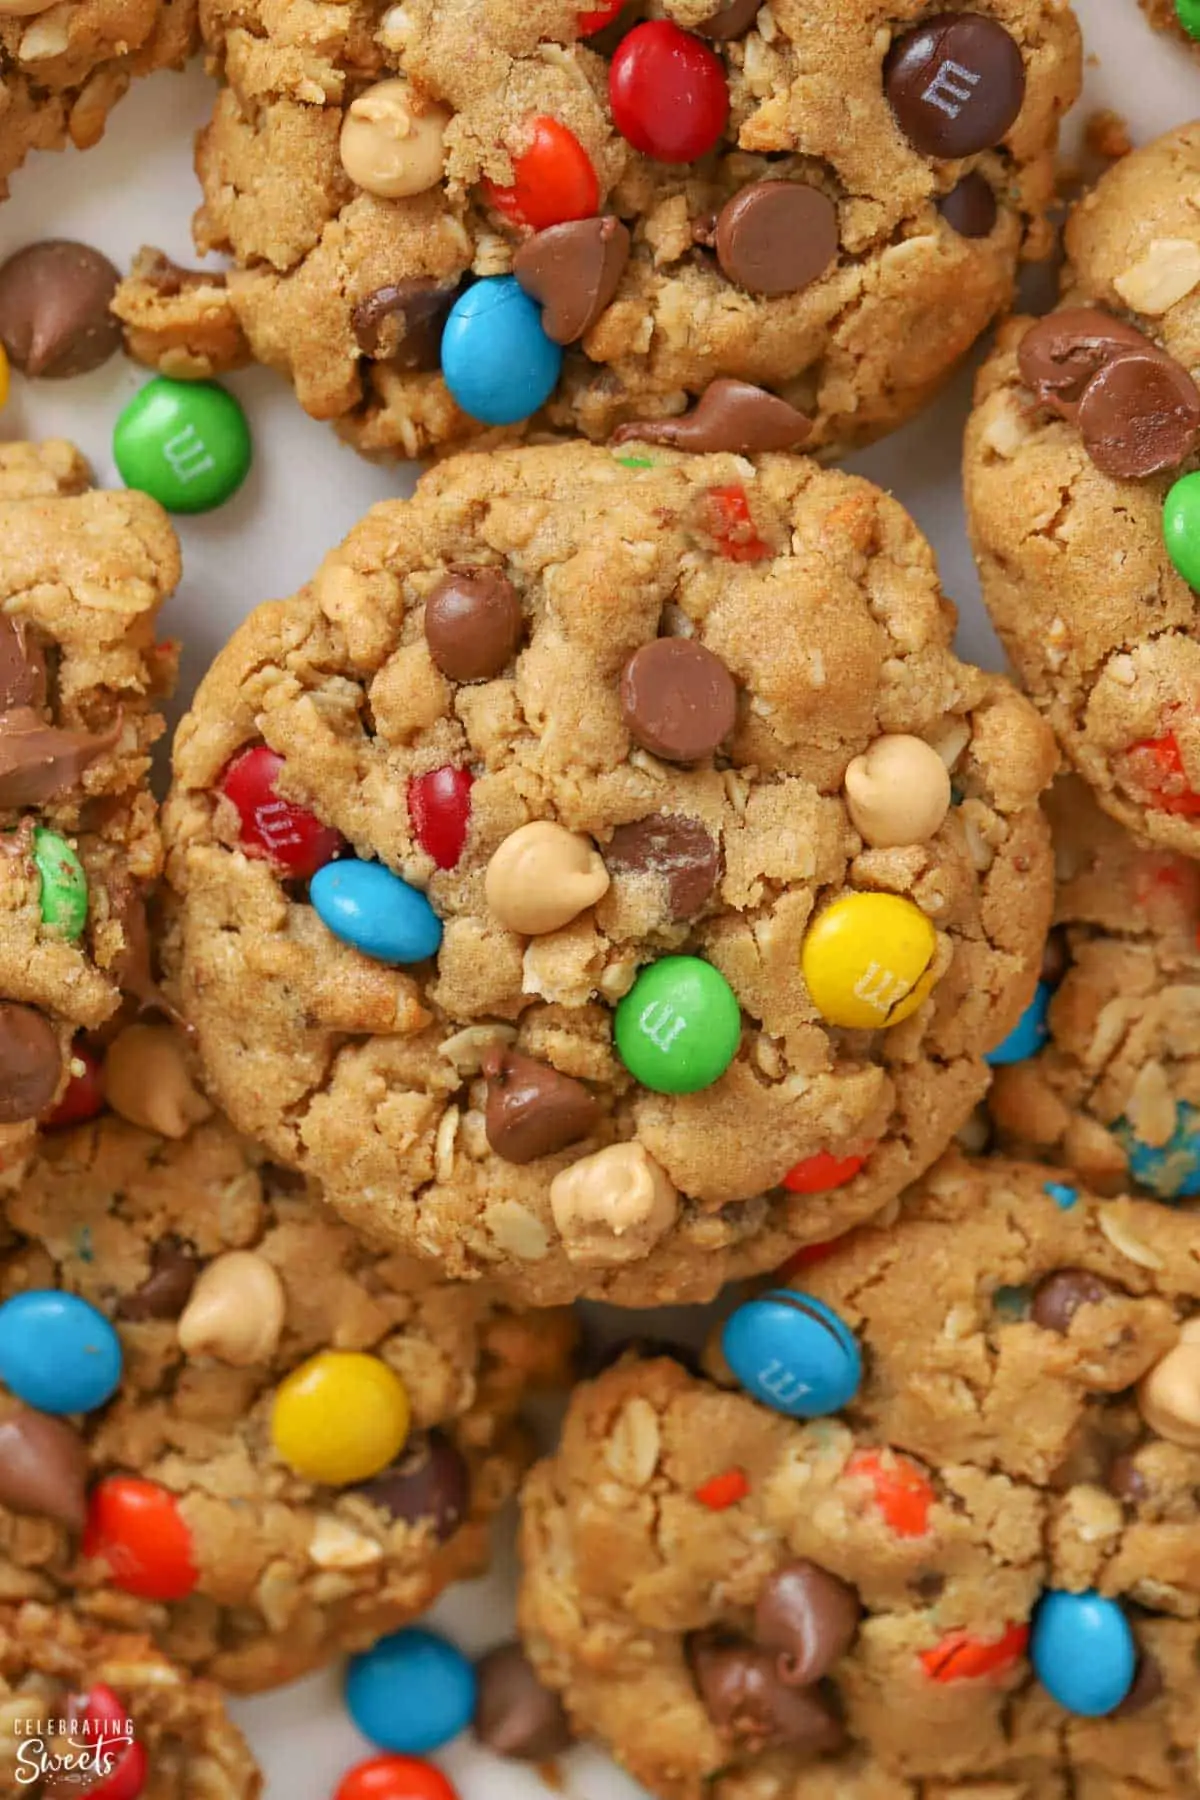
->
[[605, 813, 721, 920], [0, 706, 121, 807], [354, 1430, 471, 1540], [0, 617, 46, 713], [352, 278, 457, 368], [482, 1046, 599, 1164], [1017, 308, 1151, 418], [513, 217, 630, 345], [117, 1238, 201, 1322], [753, 1561, 860, 1685], [689, 1635, 846, 1755], [611, 379, 811, 456]]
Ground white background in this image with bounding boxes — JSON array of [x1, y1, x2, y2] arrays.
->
[[0, 2, 1193, 1792]]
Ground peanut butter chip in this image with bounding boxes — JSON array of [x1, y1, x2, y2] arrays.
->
[[843, 734, 952, 846], [550, 1142, 679, 1266], [177, 1250, 287, 1366], [485, 822, 610, 935], [105, 1023, 213, 1139], [1138, 1317, 1200, 1448], [340, 79, 450, 199]]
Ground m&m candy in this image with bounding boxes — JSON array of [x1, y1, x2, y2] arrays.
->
[[408, 766, 474, 870], [345, 1628, 477, 1755], [76, 1685, 147, 1800], [782, 1149, 869, 1195], [33, 827, 88, 940], [310, 859, 442, 964], [335, 1756, 458, 1800], [220, 746, 345, 878], [721, 1290, 861, 1418], [483, 117, 599, 230], [1116, 1099, 1200, 1199], [113, 377, 252, 514], [1031, 1590, 1136, 1716], [0, 1290, 121, 1414], [985, 980, 1051, 1067], [440, 278, 563, 427], [920, 1621, 1029, 1683], [845, 1447, 933, 1539], [83, 1475, 198, 1601], [44, 1039, 105, 1129], [271, 1351, 411, 1485], [1177, 0, 1200, 39], [801, 892, 938, 1030], [614, 955, 741, 1093], [609, 22, 729, 163], [1164, 468, 1200, 584]]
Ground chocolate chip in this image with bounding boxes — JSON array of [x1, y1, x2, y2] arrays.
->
[[482, 1047, 599, 1165], [117, 1238, 201, 1322], [695, 0, 762, 37], [611, 379, 811, 455], [0, 706, 122, 807], [605, 813, 721, 920], [0, 1405, 89, 1530], [0, 240, 122, 379], [513, 217, 630, 345], [1106, 1453, 1149, 1505], [0, 1002, 61, 1123], [689, 1636, 846, 1755], [620, 638, 737, 763], [1076, 349, 1200, 480], [424, 569, 524, 682], [138, 249, 228, 298], [352, 278, 456, 367], [936, 172, 998, 238], [1112, 1653, 1163, 1717], [753, 1560, 860, 1685], [354, 1430, 471, 1540], [1017, 308, 1152, 418], [1031, 1269, 1115, 1334], [473, 1643, 574, 1760], [0, 617, 46, 713], [885, 14, 1026, 159], [715, 181, 839, 297]]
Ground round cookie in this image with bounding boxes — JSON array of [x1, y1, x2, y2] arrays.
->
[[987, 777, 1200, 1198], [0, 440, 178, 1191], [965, 121, 1200, 856], [0, 1601, 260, 1798], [0, 1, 195, 198], [119, 0, 1079, 460], [0, 1106, 574, 1691], [163, 442, 1056, 1306]]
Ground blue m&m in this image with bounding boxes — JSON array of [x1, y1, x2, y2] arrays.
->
[[1116, 1100, 1200, 1200], [0, 1291, 122, 1415], [310, 859, 442, 964], [440, 278, 563, 427], [985, 980, 1051, 1067], [345, 1627, 476, 1755], [1031, 1590, 1136, 1717], [721, 1290, 861, 1418]]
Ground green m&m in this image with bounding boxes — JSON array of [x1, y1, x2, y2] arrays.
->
[[614, 954, 741, 1094], [1176, 0, 1200, 39], [33, 828, 87, 940], [1163, 469, 1200, 589], [113, 377, 252, 514]]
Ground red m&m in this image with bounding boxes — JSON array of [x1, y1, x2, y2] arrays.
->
[[1127, 730, 1200, 817], [782, 1148, 869, 1195], [335, 1755, 459, 1800], [83, 1475, 198, 1601], [219, 745, 346, 877], [408, 767, 474, 870], [701, 484, 771, 562], [577, 0, 625, 32], [44, 1040, 104, 1129], [78, 1685, 148, 1800], [919, 1621, 1029, 1683], [483, 117, 599, 231], [846, 1447, 934, 1539], [609, 22, 729, 164]]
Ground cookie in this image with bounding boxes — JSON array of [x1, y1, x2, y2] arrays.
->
[[0, 440, 177, 1191], [118, 0, 1080, 460], [0, 1601, 260, 1798], [964, 121, 1200, 856], [0, 1105, 575, 1691], [1139, 0, 1200, 49], [162, 442, 1056, 1307], [0, 1, 196, 199], [988, 776, 1200, 1198]]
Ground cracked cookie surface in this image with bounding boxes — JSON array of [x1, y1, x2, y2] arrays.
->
[[0, 440, 177, 1192], [0, 1109, 573, 1691], [964, 121, 1200, 856], [121, 0, 1079, 459], [164, 442, 1055, 1306]]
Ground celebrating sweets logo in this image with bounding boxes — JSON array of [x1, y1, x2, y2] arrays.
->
[[13, 1706, 135, 1786]]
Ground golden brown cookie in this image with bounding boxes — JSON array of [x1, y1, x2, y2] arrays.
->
[[163, 442, 1056, 1306], [119, 0, 1079, 459], [0, 1109, 574, 1691], [1139, 0, 1199, 50]]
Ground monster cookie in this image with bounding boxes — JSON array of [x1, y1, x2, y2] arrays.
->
[[0, 1602, 260, 1798], [964, 120, 1200, 856], [0, 1105, 574, 1691], [119, 0, 1079, 460], [987, 777, 1200, 1198], [163, 443, 1056, 1306], [0, 1, 195, 198], [0, 440, 177, 1190]]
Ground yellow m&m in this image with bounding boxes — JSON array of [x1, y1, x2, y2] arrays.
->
[[801, 892, 938, 1030], [271, 1351, 410, 1486]]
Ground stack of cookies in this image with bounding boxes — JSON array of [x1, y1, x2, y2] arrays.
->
[[5, 3, 1200, 1798]]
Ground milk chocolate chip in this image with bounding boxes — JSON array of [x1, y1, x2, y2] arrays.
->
[[605, 813, 721, 919], [1031, 1269, 1115, 1334], [424, 570, 524, 682], [0, 1002, 61, 1122], [354, 1430, 471, 1539], [473, 1643, 574, 1760], [620, 638, 737, 762], [0, 1405, 89, 1530], [885, 14, 1026, 159], [352, 278, 456, 367], [1076, 350, 1200, 480], [0, 707, 121, 807], [117, 1237, 201, 1322], [696, 0, 761, 37], [753, 1561, 860, 1685], [690, 1636, 846, 1754], [611, 379, 811, 455], [0, 617, 46, 712], [715, 182, 839, 297], [0, 240, 122, 379], [513, 217, 630, 345], [483, 1047, 599, 1164], [1017, 308, 1152, 418]]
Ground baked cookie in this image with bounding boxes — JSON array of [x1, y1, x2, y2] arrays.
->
[[0, 440, 177, 1191], [0, 1601, 260, 1798], [163, 443, 1056, 1307], [119, 0, 1080, 459], [0, 1, 196, 199], [987, 777, 1200, 1198], [1139, 0, 1200, 50], [964, 121, 1200, 857], [520, 1350, 1200, 1798], [0, 1104, 574, 1691]]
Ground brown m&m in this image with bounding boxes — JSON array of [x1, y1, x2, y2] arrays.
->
[[937, 172, 998, 239], [482, 1046, 599, 1164], [1030, 1270, 1116, 1334], [513, 217, 630, 345], [0, 241, 122, 379], [620, 638, 737, 762], [715, 182, 839, 298], [885, 14, 1026, 159], [424, 569, 524, 681]]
